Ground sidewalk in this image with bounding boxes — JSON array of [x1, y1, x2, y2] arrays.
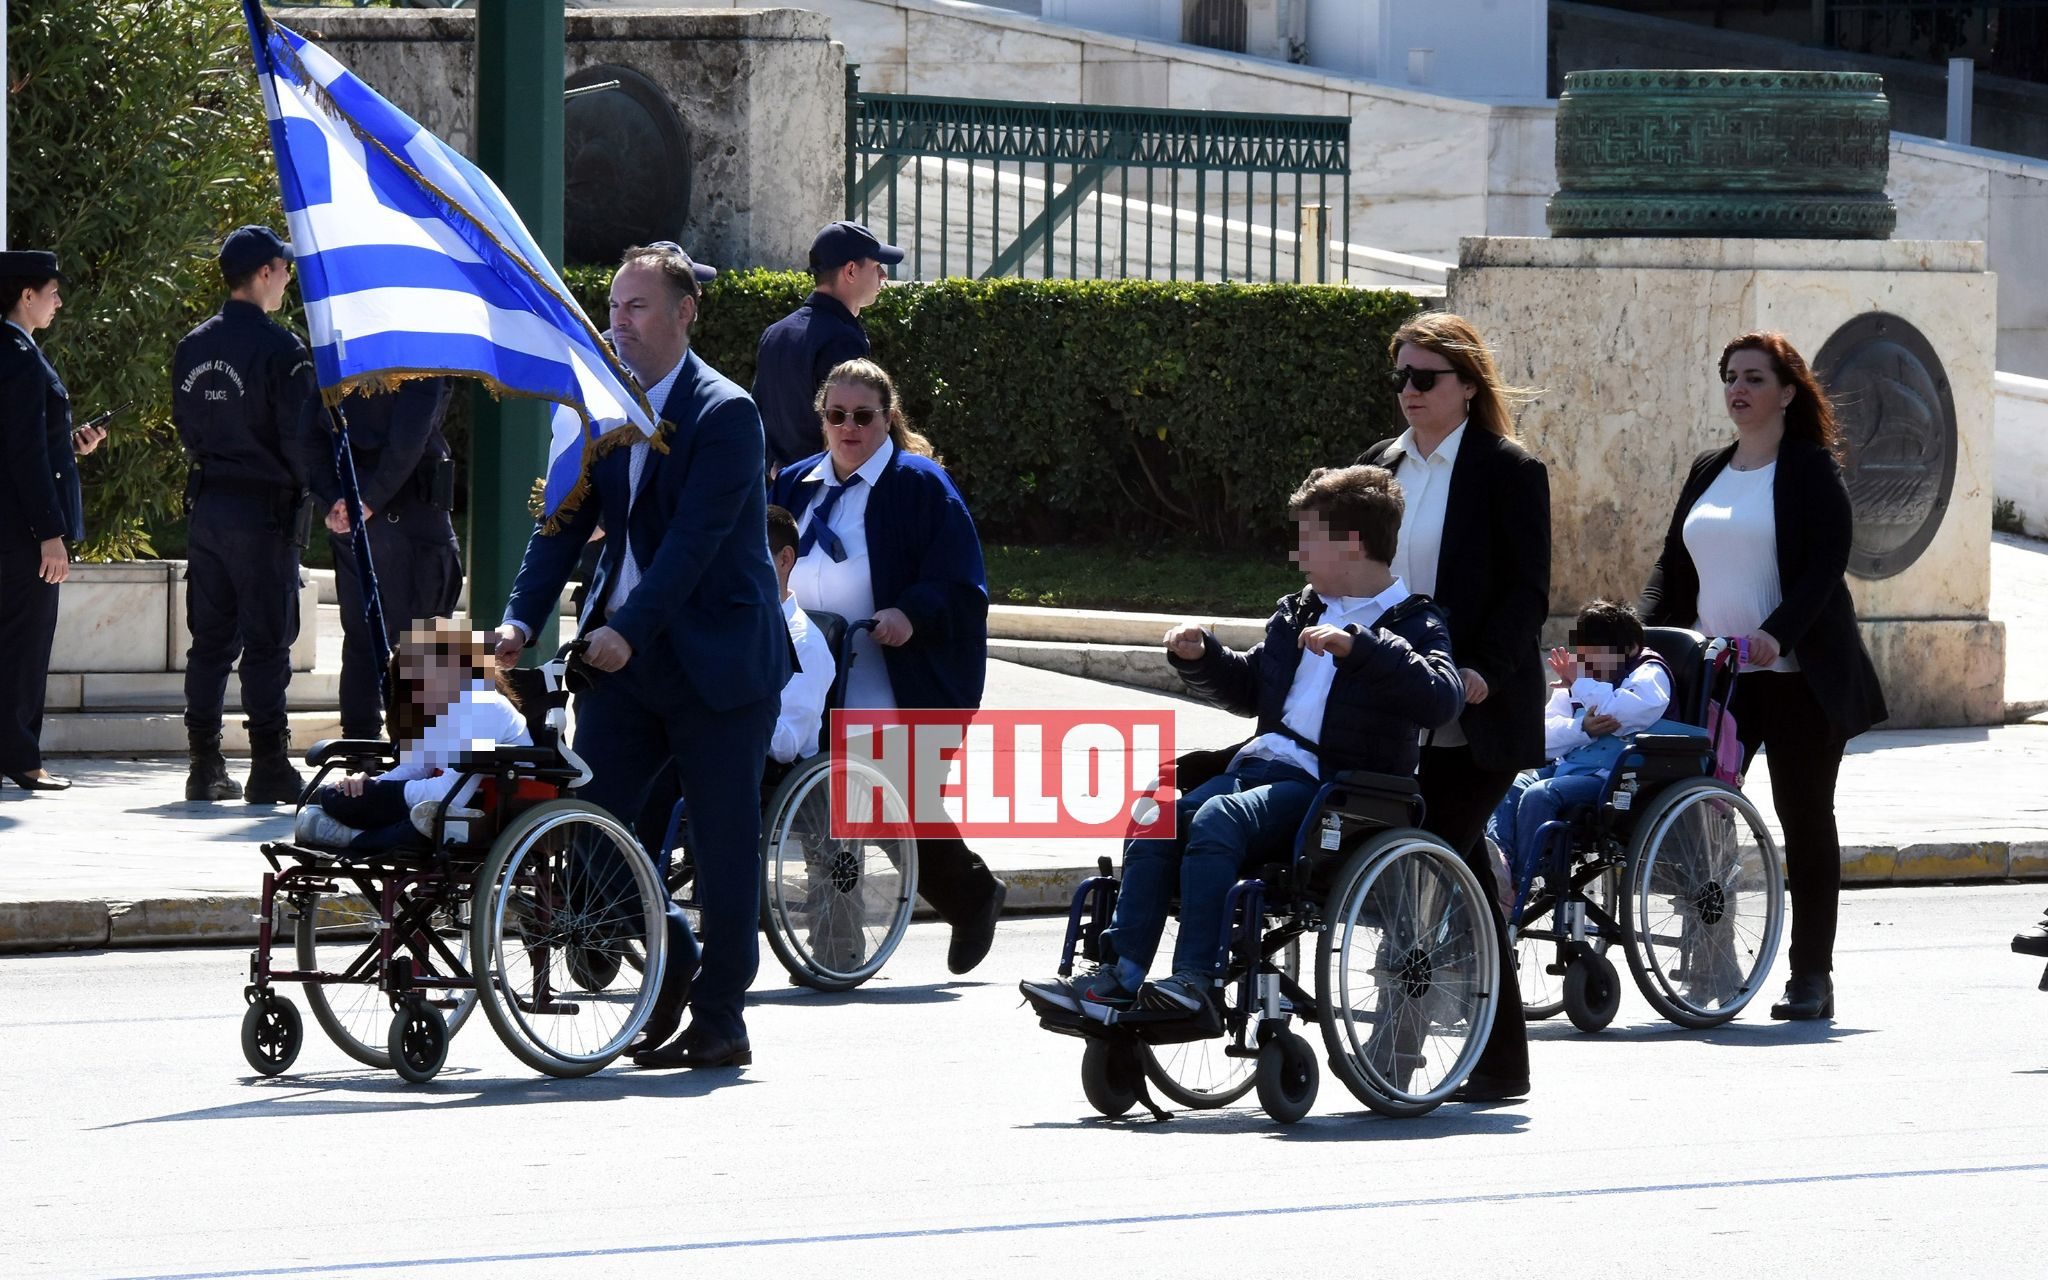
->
[[4, 657, 2045, 952]]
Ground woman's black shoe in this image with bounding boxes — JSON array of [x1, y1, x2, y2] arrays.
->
[[2, 770, 71, 791], [1769, 974, 1834, 1020]]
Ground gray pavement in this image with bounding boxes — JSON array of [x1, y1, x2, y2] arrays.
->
[[6, 884, 2048, 1279]]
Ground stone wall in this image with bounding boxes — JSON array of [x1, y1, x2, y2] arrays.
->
[[1995, 372, 2048, 539], [272, 6, 845, 271]]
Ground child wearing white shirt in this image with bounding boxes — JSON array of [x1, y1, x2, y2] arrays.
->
[[768, 505, 835, 766], [295, 623, 532, 849], [1487, 601, 1678, 883]]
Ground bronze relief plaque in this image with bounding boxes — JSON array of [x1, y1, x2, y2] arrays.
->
[[1814, 312, 1957, 580]]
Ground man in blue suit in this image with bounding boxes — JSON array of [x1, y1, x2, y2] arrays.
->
[[494, 242, 789, 1069]]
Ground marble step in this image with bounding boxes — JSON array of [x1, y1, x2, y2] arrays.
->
[[40, 710, 346, 755], [44, 672, 342, 713]]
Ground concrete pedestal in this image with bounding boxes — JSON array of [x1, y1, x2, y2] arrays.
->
[[51, 561, 319, 677], [1448, 235, 2003, 727]]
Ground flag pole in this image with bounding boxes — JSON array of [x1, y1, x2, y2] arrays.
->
[[327, 391, 393, 715]]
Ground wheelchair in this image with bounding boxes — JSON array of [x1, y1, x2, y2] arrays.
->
[[1024, 757, 1500, 1124], [237, 647, 672, 1083], [1506, 628, 1785, 1033], [660, 612, 919, 993]]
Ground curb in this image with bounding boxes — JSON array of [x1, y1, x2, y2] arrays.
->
[[3, 843, 2044, 955]]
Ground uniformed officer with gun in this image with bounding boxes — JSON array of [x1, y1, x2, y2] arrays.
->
[[316, 379, 464, 740], [170, 226, 325, 803]]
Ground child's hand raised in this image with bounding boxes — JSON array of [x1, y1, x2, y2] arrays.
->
[[1546, 646, 1579, 684], [1298, 625, 1353, 659], [1164, 624, 1208, 661]]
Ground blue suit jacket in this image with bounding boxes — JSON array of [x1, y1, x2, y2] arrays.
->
[[505, 349, 789, 712], [770, 446, 988, 710]]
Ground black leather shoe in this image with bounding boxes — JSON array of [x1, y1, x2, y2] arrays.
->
[[947, 878, 1008, 975], [634, 1024, 752, 1069], [3, 770, 71, 791], [1769, 973, 1835, 1020], [1450, 1074, 1529, 1103], [626, 997, 687, 1058], [2012, 923, 2048, 958]]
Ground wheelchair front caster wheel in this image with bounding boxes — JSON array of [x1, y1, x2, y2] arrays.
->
[[241, 993, 303, 1076], [1254, 1030, 1318, 1124], [1080, 1040, 1143, 1118], [1563, 952, 1621, 1034], [389, 1000, 450, 1083]]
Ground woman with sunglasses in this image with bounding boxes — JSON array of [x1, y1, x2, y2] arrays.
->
[[1357, 311, 1550, 1102], [768, 358, 1008, 974], [1639, 331, 1885, 1022]]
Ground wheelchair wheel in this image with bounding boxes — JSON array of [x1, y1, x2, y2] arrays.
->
[[241, 992, 303, 1076], [1621, 778, 1785, 1029], [1562, 951, 1621, 1033], [1253, 1029, 1318, 1124], [296, 887, 476, 1069], [1515, 863, 1617, 1022], [471, 800, 667, 1077], [760, 755, 917, 992], [388, 998, 449, 1084], [1080, 1039, 1143, 1118], [1137, 917, 1298, 1109], [1317, 829, 1499, 1119]]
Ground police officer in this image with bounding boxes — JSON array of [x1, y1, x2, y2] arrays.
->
[[0, 250, 105, 792], [171, 225, 324, 803], [316, 379, 463, 740], [752, 220, 903, 474]]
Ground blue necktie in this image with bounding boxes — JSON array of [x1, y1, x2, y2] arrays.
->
[[798, 474, 862, 563]]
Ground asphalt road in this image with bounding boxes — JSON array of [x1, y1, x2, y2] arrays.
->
[[7, 884, 2048, 1280]]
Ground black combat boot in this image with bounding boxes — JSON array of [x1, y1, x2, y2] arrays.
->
[[185, 730, 243, 802], [243, 728, 305, 805]]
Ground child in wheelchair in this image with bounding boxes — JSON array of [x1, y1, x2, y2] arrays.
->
[[1022, 465, 1463, 1023], [767, 504, 835, 769], [1486, 600, 1686, 887], [293, 621, 532, 850]]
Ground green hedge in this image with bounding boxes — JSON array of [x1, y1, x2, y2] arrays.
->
[[565, 267, 1421, 551]]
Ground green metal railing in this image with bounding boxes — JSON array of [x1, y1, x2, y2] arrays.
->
[[845, 72, 1353, 284]]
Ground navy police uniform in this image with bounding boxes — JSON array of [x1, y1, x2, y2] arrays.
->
[[317, 380, 464, 738], [0, 261, 81, 781], [171, 286, 321, 787], [751, 221, 904, 472]]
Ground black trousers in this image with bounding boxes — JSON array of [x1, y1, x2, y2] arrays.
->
[[329, 504, 462, 739], [0, 542, 60, 775], [1730, 670, 1847, 978], [1418, 743, 1530, 1086], [183, 514, 301, 738]]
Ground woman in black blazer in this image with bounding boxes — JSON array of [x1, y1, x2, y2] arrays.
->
[[1640, 331, 1886, 1021], [0, 251, 104, 792], [1358, 312, 1550, 1102]]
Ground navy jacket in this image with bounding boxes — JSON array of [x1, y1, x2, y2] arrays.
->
[[1169, 589, 1464, 779], [504, 349, 790, 713], [753, 292, 870, 471], [0, 322, 82, 547], [171, 299, 323, 521], [316, 379, 452, 513], [1640, 437, 1888, 739], [770, 446, 989, 711], [1358, 429, 1552, 771]]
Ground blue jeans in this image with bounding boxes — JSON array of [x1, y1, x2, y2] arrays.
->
[[1103, 755, 1320, 986], [1487, 767, 1605, 889], [312, 778, 419, 850]]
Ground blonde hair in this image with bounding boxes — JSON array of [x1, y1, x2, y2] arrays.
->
[[1388, 312, 1539, 440], [814, 358, 938, 462]]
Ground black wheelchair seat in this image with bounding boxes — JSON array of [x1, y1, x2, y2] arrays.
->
[[1642, 626, 1709, 723]]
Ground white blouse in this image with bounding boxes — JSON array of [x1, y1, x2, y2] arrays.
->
[[1682, 462, 1800, 673], [789, 440, 898, 709]]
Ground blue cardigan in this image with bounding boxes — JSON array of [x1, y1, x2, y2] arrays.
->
[[771, 446, 989, 711]]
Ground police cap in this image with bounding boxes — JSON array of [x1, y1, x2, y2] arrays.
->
[[0, 250, 66, 284], [220, 225, 294, 277], [809, 220, 904, 272]]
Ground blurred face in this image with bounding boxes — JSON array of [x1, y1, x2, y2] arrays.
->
[[820, 378, 890, 479], [1722, 348, 1795, 432], [10, 280, 61, 332], [1392, 342, 1472, 438], [1290, 513, 1366, 595], [609, 263, 696, 382], [1576, 644, 1630, 682]]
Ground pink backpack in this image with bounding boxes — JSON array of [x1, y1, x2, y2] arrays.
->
[[1702, 637, 1748, 786]]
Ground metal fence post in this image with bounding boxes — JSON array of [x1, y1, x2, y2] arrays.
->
[[1299, 204, 1326, 287]]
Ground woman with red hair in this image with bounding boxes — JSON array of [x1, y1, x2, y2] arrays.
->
[[1640, 331, 1887, 1021]]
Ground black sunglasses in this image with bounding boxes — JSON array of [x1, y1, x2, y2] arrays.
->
[[822, 407, 883, 427], [1387, 365, 1460, 393]]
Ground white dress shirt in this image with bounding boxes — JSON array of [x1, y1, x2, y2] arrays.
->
[[1542, 661, 1674, 759], [1389, 419, 1468, 746], [1233, 578, 1413, 779], [380, 680, 533, 808], [773, 596, 836, 763], [790, 439, 897, 709], [1682, 462, 1799, 673], [602, 354, 688, 622]]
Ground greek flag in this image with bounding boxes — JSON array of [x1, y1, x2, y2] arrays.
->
[[241, 1, 651, 528]]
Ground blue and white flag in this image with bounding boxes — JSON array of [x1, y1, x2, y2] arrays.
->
[[241, 1, 652, 529]]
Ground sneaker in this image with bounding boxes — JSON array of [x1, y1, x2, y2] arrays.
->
[[1019, 965, 1134, 1019], [1138, 970, 1213, 1016], [410, 799, 484, 841], [293, 805, 362, 850]]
